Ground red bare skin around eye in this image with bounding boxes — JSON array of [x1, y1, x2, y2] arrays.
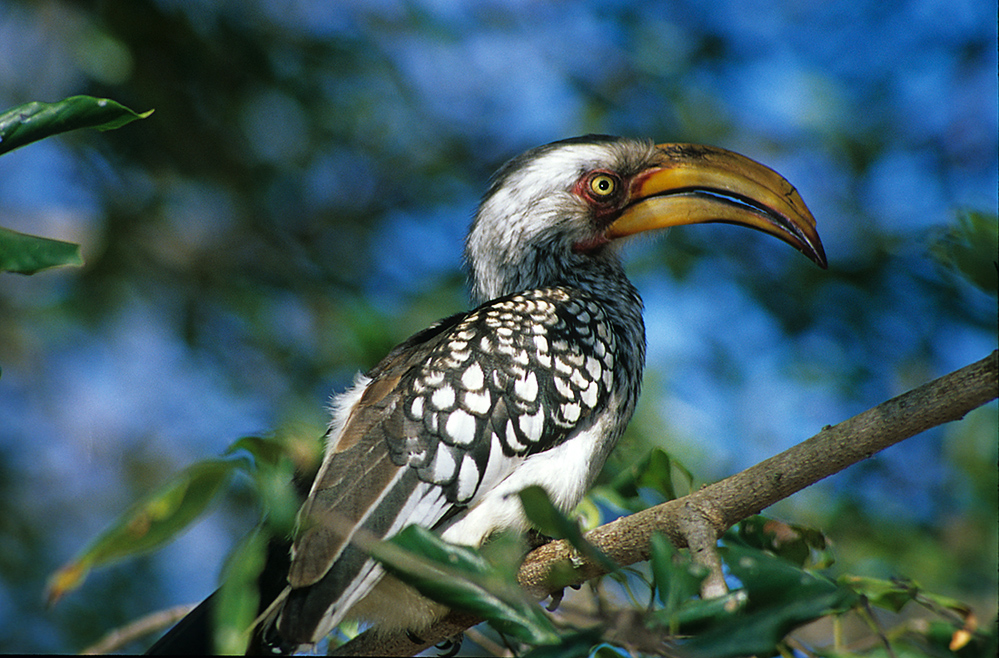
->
[[572, 170, 627, 253]]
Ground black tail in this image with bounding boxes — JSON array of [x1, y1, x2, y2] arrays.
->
[[145, 534, 294, 655]]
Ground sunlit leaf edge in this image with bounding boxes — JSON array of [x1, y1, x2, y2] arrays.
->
[[0, 225, 83, 274], [0, 95, 153, 156]]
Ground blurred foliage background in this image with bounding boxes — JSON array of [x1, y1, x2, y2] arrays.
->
[[0, 0, 995, 653]]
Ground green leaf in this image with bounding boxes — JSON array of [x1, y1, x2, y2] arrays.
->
[[225, 435, 287, 468], [214, 528, 269, 655], [649, 591, 748, 633], [0, 95, 153, 156], [736, 515, 833, 569], [609, 447, 691, 503], [518, 485, 617, 573], [930, 210, 999, 296], [519, 628, 607, 658], [636, 448, 691, 501], [838, 575, 917, 613], [649, 532, 708, 631], [0, 96, 152, 275], [370, 525, 560, 645], [682, 538, 860, 657], [840, 575, 976, 629], [223, 432, 314, 534], [46, 458, 238, 604], [0, 225, 83, 274], [923, 620, 997, 658]]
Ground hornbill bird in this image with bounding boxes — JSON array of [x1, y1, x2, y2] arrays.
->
[[148, 135, 826, 654]]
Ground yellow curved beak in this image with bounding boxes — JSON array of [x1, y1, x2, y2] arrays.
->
[[607, 144, 827, 268]]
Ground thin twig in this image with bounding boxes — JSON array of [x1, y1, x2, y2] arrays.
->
[[82, 603, 197, 654], [857, 596, 899, 658]]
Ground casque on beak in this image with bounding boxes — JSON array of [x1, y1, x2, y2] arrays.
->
[[607, 143, 828, 268]]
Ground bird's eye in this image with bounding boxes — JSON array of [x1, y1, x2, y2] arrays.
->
[[588, 173, 618, 198]]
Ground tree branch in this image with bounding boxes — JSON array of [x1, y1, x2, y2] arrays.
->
[[83, 603, 196, 655], [331, 351, 998, 656]]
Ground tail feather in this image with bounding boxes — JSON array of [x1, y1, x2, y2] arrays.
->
[[277, 472, 455, 644]]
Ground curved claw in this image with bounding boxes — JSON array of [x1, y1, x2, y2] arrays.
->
[[435, 633, 463, 657]]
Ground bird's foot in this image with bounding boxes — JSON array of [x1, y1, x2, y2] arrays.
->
[[404, 630, 462, 657], [435, 633, 463, 657], [526, 528, 555, 550]]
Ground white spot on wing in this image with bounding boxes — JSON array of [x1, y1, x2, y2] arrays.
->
[[431, 445, 457, 484], [505, 419, 526, 452], [581, 380, 600, 407], [554, 376, 574, 400], [431, 384, 456, 410], [570, 368, 589, 389], [409, 395, 424, 419], [445, 409, 477, 445], [461, 363, 484, 390], [463, 388, 492, 415], [518, 406, 545, 443], [456, 453, 480, 502], [514, 371, 538, 402]]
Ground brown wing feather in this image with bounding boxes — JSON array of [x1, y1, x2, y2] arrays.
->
[[287, 314, 465, 587]]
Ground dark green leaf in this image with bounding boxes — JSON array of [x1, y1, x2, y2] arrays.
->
[[649, 532, 708, 630], [371, 525, 559, 645], [841, 574, 977, 633], [0, 95, 153, 156], [682, 584, 857, 657], [637, 448, 690, 501], [225, 435, 286, 468], [723, 537, 857, 609], [518, 485, 617, 572], [737, 516, 832, 568], [609, 448, 691, 503], [518, 628, 607, 658], [647, 591, 748, 633], [386, 524, 497, 578], [0, 225, 83, 274], [46, 458, 238, 604], [682, 538, 860, 657], [223, 431, 315, 533]]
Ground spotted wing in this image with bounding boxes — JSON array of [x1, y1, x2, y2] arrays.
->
[[278, 287, 617, 643]]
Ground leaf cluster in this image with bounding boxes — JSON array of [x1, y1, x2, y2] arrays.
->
[[54, 422, 995, 656], [0, 96, 151, 274]]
